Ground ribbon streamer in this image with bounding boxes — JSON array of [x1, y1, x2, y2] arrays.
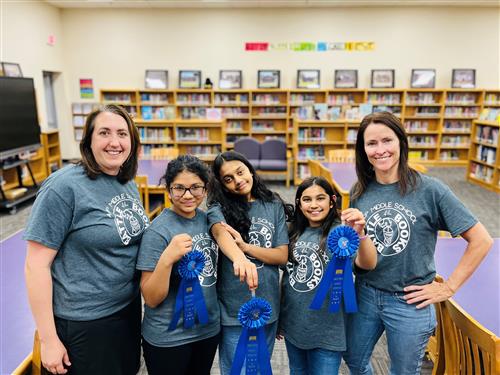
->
[[169, 250, 209, 330], [310, 225, 359, 313], [231, 297, 273, 375]]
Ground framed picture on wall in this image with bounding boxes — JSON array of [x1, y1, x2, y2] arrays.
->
[[334, 69, 358, 88], [179, 70, 201, 89], [1, 62, 23, 77], [297, 69, 320, 89], [451, 69, 476, 89], [219, 70, 242, 89], [257, 70, 280, 89], [410, 69, 436, 88], [371, 69, 395, 88], [145, 70, 168, 89]]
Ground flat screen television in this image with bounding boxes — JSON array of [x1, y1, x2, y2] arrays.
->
[[0, 77, 41, 161]]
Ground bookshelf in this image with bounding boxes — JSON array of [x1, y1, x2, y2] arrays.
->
[[403, 89, 443, 164], [175, 89, 213, 120], [41, 130, 62, 175], [174, 119, 226, 162], [293, 119, 349, 184], [72, 102, 99, 141], [213, 89, 250, 148], [467, 119, 500, 192], [250, 89, 289, 144], [366, 89, 405, 117], [138, 90, 176, 121], [100, 89, 138, 118]]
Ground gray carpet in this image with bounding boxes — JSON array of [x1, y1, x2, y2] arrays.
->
[[1, 167, 498, 374]]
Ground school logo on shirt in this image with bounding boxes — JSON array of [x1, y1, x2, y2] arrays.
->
[[247, 216, 275, 269], [286, 241, 329, 292], [364, 202, 416, 257], [106, 193, 149, 245], [192, 232, 218, 287]]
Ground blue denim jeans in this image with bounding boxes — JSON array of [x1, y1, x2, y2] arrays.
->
[[219, 321, 278, 375], [285, 339, 342, 375], [343, 281, 436, 375]]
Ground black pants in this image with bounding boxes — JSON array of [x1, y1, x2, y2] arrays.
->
[[142, 333, 220, 375], [54, 295, 141, 375]]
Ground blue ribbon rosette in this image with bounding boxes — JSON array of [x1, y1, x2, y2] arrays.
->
[[231, 297, 273, 375], [309, 225, 360, 313], [168, 250, 209, 330]]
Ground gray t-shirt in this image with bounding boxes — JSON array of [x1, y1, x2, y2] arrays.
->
[[136, 208, 220, 347], [207, 200, 289, 326], [23, 164, 149, 320], [280, 226, 347, 351], [351, 174, 477, 292]]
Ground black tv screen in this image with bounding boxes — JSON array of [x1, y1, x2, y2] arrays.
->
[[0, 77, 41, 160]]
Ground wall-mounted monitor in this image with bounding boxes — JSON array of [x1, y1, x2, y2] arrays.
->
[[0, 77, 41, 160]]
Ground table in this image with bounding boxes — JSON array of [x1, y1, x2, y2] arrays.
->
[[435, 237, 500, 336], [321, 162, 357, 210], [137, 159, 169, 188], [1, 230, 36, 374]]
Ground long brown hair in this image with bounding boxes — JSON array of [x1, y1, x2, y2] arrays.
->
[[79, 104, 140, 184], [351, 111, 420, 200]]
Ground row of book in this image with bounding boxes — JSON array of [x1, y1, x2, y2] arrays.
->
[[138, 127, 172, 142], [177, 128, 211, 141], [440, 150, 461, 160], [405, 120, 433, 132], [327, 94, 359, 105], [226, 120, 245, 131], [475, 145, 496, 165], [407, 107, 441, 117], [72, 103, 99, 115], [444, 107, 479, 117], [443, 120, 471, 133], [141, 106, 176, 120], [253, 107, 288, 116], [441, 136, 470, 147], [252, 121, 279, 131], [252, 94, 283, 105], [478, 108, 500, 122], [290, 93, 317, 105], [298, 128, 327, 142], [102, 93, 134, 103], [408, 135, 437, 147], [406, 93, 438, 105], [445, 93, 479, 105], [297, 146, 326, 161], [469, 163, 494, 183], [176, 93, 211, 105], [366, 93, 402, 104], [221, 107, 249, 117], [475, 125, 499, 145], [140, 93, 171, 104], [215, 93, 249, 105], [409, 150, 430, 160], [484, 93, 500, 105]]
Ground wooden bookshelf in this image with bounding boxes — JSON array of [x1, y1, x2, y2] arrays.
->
[[100, 89, 138, 118], [293, 119, 350, 184], [402, 89, 443, 165], [467, 119, 500, 192], [250, 89, 289, 144], [213, 89, 250, 149], [175, 89, 213, 120], [41, 130, 62, 175]]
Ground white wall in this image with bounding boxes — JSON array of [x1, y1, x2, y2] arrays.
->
[[2, 5, 500, 159], [1, 1, 74, 158]]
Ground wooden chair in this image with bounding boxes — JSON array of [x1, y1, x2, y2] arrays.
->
[[426, 276, 446, 375], [328, 149, 355, 163], [409, 161, 428, 173], [440, 297, 500, 374], [135, 175, 163, 220], [307, 159, 322, 178], [318, 162, 335, 187]]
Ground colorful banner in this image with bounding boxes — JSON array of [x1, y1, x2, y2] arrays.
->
[[79, 79, 94, 99], [245, 41, 375, 52]]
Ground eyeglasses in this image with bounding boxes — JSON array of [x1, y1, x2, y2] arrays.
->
[[169, 185, 206, 198]]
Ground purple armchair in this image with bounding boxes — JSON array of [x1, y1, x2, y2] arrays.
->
[[234, 137, 261, 169], [258, 139, 291, 188]]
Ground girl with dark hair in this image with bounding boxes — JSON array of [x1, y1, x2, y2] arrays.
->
[[344, 112, 493, 374], [137, 155, 220, 375], [24, 105, 148, 375], [207, 150, 291, 375], [279, 176, 376, 374]]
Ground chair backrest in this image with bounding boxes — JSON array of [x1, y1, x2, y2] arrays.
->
[[328, 149, 355, 163], [308, 159, 321, 178], [234, 137, 261, 160], [318, 163, 335, 187], [260, 139, 286, 160], [408, 162, 428, 173], [441, 297, 500, 374]]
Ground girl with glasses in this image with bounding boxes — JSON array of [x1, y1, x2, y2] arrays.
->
[[207, 150, 292, 375], [136, 155, 220, 375]]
